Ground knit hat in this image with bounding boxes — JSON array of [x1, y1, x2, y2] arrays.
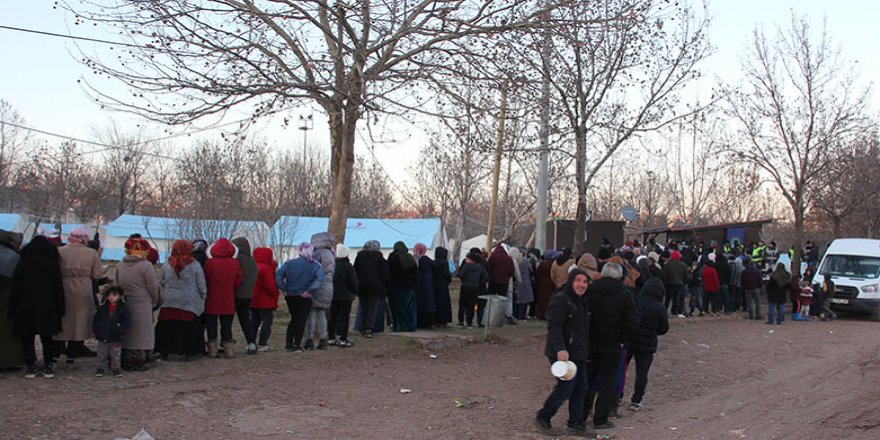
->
[[336, 244, 351, 259]]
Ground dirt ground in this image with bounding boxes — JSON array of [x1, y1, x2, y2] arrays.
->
[[2, 308, 880, 440]]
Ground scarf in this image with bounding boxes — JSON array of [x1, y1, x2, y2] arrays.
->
[[363, 240, 381, 252], [168, 239, 194, 277], [392, 241, 416, 269], [67, 226, 91, 246], [298, 242, 314, 262], [124, 237, 150, 260]]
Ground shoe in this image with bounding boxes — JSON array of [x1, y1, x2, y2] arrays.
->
[[593, 421, 615, 429], [337, 339, 353, 348], [207, 340, 219, 358], [258, 345, 273, 352], [286, 346, 304, 353], [628, 402, 643, 411], [303, 339, 314, 350], [317, 339, 329, 350], [94, 368, 105, 377], [465, 325, 474, 330], [676, 314, 686, 318], [113, 368, 123, 378], [533, 416, 553, 436], [455, 322, 465, 328], [566, 425, 597, 437], [364, 331, 373, 339], [609, 407, 623, 418], [25, 365, 39, 379], [42, 364, 56, 379], [247, 343, 257, 355], [328, 337, 338, 346], [506, 316, 518, 325]]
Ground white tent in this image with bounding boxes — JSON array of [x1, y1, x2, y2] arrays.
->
[[458, 234, 488, 262]]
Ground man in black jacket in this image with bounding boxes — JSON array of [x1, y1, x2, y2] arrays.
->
[[586, 263, 640, 430], [535, 269, 595, 437], [626, 278, 669, 411]]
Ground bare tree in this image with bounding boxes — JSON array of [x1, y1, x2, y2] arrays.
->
[[0, 100, 32, 211], [724, 14, 872, 271]]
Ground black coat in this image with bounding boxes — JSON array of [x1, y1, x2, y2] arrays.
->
[[432, 249, 453, 324], [715, 254, 731, 286], [544, 271, 590, 361], [629, 278, 669, 353], [457, 262, 488, 288], [586, 277, 640, 345], [388, 254, 419, 290], [353, 250, 390, 298], [92, 302, 131, 343], [10, 237, 65, 337], [333, 257, 358, 301]]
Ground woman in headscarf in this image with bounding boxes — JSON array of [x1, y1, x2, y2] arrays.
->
[[155, 239, 207, 360], [577, 253, 601, 281], [55, 226, 105, 367], [513, 247, 534, 321], [432, 247, 453, 328], [388, 241, 418, 332], [766, 263, 791, 325], [413, 243, 435, 329], [276, 242, 323, 352], [353, 240, 389, 337], [203, 238, 243, 358], [11, 236, 65, 378], [115, 236, 159, 370], [0, 230, 23, 370], [535, 250, 558, 320]]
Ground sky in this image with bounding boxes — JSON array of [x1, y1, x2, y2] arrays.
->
[[0, 1, 877, 183]]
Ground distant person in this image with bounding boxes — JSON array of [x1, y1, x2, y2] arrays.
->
[[353, 240, 389, 338], [487, 244, 516, 325], [701, 259, 721, 316], [550, 248, 575, 289], [231, 237, 258, 355], [55, 226, 105, 367], [388, 241, 418, 332], [740, 260, 764, 320], [303, 232, 335, 350], [514, 247, 535, 321], [534, 251, 557, 319], [766, 263, 791, 325], [797, 279, 813, 320], [0, 230, 23, 371], [92, 285, 130, 378], [155, 239, 206, 360], [115, 237, 159, 370], [329, 244, 357, 347], [191, 239, 209, 267], [817, 273, 837, 321], [456, 252, 488, 329], [250, 247, 280, 351], [276, 242, 323, 352], [413, 243, 436, 329], [203, 238, 243, 358], [432, 247, 453, 328], [534, 269, 595, 438], [662, 251, 690, 317], [626, 278, 669, 411]]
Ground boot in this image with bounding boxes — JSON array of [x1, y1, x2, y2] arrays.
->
[[223, 341, 235, 359], [317, 339, 329, 350], [207, 340, 218, 358]]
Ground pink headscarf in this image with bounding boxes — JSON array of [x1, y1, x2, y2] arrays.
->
[[67, 226, 90, 246], [413, 242, 427, 259], [297, 242, 314, 262]]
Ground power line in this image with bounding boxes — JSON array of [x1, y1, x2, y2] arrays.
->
[[0, 24, 147, 49]]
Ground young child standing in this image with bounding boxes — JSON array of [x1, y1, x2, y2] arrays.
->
[[92, 285, 130, 377], [798, 280, 813, 320]]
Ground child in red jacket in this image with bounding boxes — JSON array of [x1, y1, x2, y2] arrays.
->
[[701, 259, 721, 316], [250, 247, 279, 352]]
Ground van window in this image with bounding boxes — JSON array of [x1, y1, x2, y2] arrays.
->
[[818, 255, 880, 279]]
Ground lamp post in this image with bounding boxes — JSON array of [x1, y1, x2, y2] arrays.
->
[[298, 114, 313, 161]]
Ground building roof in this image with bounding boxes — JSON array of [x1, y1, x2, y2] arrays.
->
[[270, 216, 444, 249], [0, 213, 22, 231], [106, 214, 269, 241], [101, 248, 169, 264], [641, 219, 774, 235]]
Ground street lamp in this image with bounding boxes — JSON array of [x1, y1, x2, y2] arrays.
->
[[299, 114, 313, 161]]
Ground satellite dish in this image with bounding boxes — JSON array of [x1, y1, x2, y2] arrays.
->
[[621, 205, 639, 222]]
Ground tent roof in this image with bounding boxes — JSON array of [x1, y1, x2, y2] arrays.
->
[[271, 216, 442, 249], [0, 213, 22, 231], [106, 214, 269, 241]]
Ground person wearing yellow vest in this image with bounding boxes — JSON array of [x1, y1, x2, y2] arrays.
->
[[751, 241, 766, 267]]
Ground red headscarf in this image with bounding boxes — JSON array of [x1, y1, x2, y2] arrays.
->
[[168, 239, 194, 277], [124, 237, 151, 260]]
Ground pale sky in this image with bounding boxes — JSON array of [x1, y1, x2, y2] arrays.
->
[[0, 1, 877, 177]]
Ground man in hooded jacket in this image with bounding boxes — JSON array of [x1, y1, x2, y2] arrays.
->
[[231, 237, 258, 354], [625, 278, 669, 411]]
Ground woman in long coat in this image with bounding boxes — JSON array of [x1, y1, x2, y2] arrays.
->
[[203, 238, 243, 358], [388, 241, 418, 332], [55, 226, 105, 366], [0, 230, 23, 370], [155, 239, 207, 359], [11, 236, 65, 377], [115, 237, 159, 370], [514, 248, 535, 321], [413, 243, 435, 329], [432, 247, 453, 328], [352, 240, 390, 337]]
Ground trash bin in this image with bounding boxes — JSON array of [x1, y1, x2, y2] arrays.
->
[[479, 294, 508, 328]]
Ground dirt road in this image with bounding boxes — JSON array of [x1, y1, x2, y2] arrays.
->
[[2, 312, 879, 439]]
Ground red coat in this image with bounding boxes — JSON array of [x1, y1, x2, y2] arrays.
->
[[203, 238, 243, 315], [250, 247, 279, 310], [702, 265, 720, 293]]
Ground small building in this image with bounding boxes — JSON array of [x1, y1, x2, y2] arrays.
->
[[544, 220, 626, 254], [103, 214, 270, 262], [270, 216, 446, 261], [640, 219, 774, 247]]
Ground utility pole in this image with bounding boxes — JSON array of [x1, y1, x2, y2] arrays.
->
[[535, 9, 551, 252], [486, 79, 508, 252], [299, 114, 313, 161]]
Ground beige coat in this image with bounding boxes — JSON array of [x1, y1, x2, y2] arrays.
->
[[550, 259, 575, 289], [55, 244, 104, 342], [116, 256, 159, 350]]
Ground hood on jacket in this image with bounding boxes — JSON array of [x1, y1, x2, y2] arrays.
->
[[311, 232, 335, 251], [208, 238, 238, 259], [253, 247, 275, 266], [640, 278, 666, 301], [562, 268, 590, 297], [491, 244, 508, 258], [434, 247, 448, 261], [508, 247, 523, 264], [556, 247, 573, 265], [671, 250, 681, 260], [231, 237, 252, 256], [336, 244, 351, 259]]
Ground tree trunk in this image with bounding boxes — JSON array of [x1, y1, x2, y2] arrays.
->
[[573, 126, 587, 252], [792, 204, 804, 277], [327, 102, 359, 243]]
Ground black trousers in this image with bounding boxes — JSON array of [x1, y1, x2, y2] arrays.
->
[[235, 299, 256, 344], [458, 286, 478, 325], [626, 350, 654, 404], [328, 299, 354, 340], [358, 296, 380, 334], [285, 296, 312, 348], [205, 314, 234, 343], [587, 342, 622, 425], [250, 308, 274, 346], [22, 334, 55, 367]]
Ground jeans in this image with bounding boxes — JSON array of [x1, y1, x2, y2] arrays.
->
[[588, 342, 622, 425], [458, 286, 478, 325], [235, 298, 256, 344], [703, 291, 721, 314], [537, 358, 589, 428], [626, 350, 654, 404], [96, 341, 122, 370], [205, 314, 234, 343], [767, 302, 785, 324], [689, 286, 703, 315], [745, 288, 763, 319], [720, 285, 730, 313], [306, 307, 328, 342], [355, 296, 382, 334], [328, 299, 354, 341], [285, 295, 312, 348], [250, 308, 274, 346]]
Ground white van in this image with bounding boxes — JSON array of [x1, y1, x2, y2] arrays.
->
[[816, 239, 880, 321]]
